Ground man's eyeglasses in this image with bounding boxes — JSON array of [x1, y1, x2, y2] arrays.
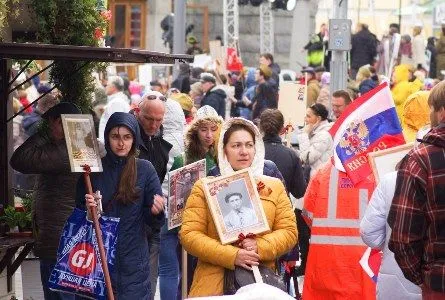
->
[[145, 94, 167, 102]]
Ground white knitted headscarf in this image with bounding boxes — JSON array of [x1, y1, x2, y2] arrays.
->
[[217, 118, 265, 177]]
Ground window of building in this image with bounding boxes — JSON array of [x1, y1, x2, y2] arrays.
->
[[108, 0, 146, 49]]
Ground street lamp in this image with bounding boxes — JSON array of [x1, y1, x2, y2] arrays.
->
[[272, 0, 296, 11], [286, 0, 296, 11]]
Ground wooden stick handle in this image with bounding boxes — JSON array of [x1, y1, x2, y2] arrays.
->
[[83, 171, 114, 300], [182, 247, 188, 299], [252, 265, 263, 283]]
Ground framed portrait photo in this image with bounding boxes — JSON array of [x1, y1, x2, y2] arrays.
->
[[61, 114, 103, 173], [367, 142, 414, 183], [202, 169, 270, 245], [167, 159, 206, 230]]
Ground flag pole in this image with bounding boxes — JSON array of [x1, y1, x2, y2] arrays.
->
[[83, 165, 114, 300]]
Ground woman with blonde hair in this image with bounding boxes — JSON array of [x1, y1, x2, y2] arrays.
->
[[180, 117, 297, 297]]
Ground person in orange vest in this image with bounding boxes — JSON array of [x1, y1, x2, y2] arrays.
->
[[301, 92, 377, 299]]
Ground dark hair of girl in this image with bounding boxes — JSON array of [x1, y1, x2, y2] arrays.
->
[[223, 123, 256, 147], [309, 103, 329, 121]]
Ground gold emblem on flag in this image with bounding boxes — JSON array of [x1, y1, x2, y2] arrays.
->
[[339, 120, 370, 155]]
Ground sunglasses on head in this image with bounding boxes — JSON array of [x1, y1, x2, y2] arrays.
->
[[145, 94, 167, 102]]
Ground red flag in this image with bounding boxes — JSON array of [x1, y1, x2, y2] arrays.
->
[[226, 47, 243, 72]]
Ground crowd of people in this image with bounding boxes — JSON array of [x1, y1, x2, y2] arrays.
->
[[8, 19, 445, 300]]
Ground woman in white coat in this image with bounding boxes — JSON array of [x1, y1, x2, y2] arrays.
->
[[296, 103, 333, 178], [360, 171, 421, 300]]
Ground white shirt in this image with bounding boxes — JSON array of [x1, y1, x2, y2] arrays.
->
[[223, 206, 258, 231]]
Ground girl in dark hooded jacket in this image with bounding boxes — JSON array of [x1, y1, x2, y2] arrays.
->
[[76, 112, 165, 299]]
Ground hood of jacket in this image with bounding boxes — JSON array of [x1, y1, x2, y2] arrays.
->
[[163, 98, 185, 134], [104, 112, 140, 160], [402, 91, 430, 142], [217, 118, 265, 177], [393, 64, 412, 84], [418, 124, 445, 149]]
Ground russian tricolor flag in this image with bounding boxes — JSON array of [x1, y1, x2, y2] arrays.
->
[[329, 82, 405, 184], [359, 247, 382, 283]]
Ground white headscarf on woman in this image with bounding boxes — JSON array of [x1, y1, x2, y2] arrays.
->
[[217, 118, 265, 177]]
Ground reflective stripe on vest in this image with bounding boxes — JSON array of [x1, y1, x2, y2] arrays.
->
[[310, 235, 365, 246], [302, 208, 313, 221], [310, 166, 367, 246]]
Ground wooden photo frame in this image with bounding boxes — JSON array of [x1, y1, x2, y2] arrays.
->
[[61, 114, 102, 173], [368, 142, 414, 183], [202, 169, 270, 245], [167, 159, 206, 230]]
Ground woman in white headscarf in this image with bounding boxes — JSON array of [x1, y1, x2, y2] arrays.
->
[[180, 118, 297, 297]]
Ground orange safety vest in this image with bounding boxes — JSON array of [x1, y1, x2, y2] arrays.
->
[[302, 161, 376, 300]]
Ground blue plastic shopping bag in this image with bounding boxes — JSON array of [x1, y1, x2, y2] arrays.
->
[[48, 208, 119, 299]]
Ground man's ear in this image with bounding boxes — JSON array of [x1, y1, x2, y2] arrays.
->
[[439, 107, 445, 123]]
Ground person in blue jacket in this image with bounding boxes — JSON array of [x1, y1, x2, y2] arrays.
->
[[77, 112, 165, 299]]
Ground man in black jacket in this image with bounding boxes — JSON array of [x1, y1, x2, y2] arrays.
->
[[199, 73, 226, 118], [134, 91, 172, 300], [351, 23, 377, 79]]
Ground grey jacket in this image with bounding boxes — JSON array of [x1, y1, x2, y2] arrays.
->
[[10, 132, 79, 261]]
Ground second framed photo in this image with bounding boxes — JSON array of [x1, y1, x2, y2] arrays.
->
[[167, 159, 206, 230], [202, 169, 270, 245]]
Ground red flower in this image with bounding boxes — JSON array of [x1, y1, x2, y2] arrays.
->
[[94, 28, 103, 40], [257, 181, 266, 192], [238, 233, 256, 242], [100, 10, 112, 21], [257, 180, 272, 197]]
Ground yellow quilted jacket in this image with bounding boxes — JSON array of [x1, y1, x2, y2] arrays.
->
[[179, 175, 297, 297]]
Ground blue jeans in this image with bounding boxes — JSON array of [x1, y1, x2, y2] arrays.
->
[[148, 230, 160, 300], [40, 259, 76, 300], [159, 225, 180, 300]]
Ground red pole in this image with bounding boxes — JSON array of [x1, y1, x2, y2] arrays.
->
[[83, 166, 114, 300]]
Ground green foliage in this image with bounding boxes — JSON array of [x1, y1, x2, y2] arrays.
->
[[21, 194, 33, 213], [29, 0, 109, 113], [0, 206, 20, 230], [13, 60, 42, 73], [0, 0, 21, 40], [0, 196, 32, 231]]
